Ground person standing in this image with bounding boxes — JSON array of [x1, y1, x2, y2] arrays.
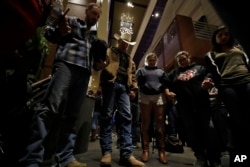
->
[[202, 26, 250, 167], [135, 52, 168, 164], [19, 3, 107, 167], [165, 51, 221, 167], [99, 33, 145, 167]]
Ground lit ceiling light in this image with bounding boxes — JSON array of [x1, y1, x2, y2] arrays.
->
[[152, 12, 160, 18], [127, 2, 134, 8]]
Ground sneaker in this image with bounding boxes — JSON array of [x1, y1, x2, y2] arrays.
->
[[119, 156, 145, 167], [100, 153, 112, 165], [65, 160, 87, 167]]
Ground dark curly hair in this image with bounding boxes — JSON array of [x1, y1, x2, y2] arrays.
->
[[211, 26, 235, 52]]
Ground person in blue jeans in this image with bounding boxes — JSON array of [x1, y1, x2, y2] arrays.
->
[[18, 3, 107, 167], [99, 33, 144, 167]]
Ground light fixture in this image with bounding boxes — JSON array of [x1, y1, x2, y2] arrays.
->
[[120, 13, 134, 34], [127, 2, 134, 8], [120, 2, 134, 35], [152, 12, 160, 18]]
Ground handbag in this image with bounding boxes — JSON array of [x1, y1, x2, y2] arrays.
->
[[165, 135, 184, 153]]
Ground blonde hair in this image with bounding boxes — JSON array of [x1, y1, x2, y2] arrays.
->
[[175, 51, 190, 59], [175, 50, 191, 67], [144, 52, 158, 66]]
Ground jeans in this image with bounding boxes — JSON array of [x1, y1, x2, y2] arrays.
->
[[116, 101, 140, 145], [20, 60, 91, 167], [99, 82, 133, 159], [177, 102, 211, 160], [91, 111, 100, 130], [166, 103, 178, 136], [131, 102, 140, 143], [219, 82, 250, 166]]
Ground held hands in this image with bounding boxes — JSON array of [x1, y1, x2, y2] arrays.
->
[[201, 78, 214, 90], [129, 90, 137, 100], [165, 89, 177, 104]]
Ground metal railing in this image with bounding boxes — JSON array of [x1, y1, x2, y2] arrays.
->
[[26, 75, 51, 108]]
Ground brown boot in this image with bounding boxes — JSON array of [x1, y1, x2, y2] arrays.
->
[[157, 134, 168, 164], [65, 160, 87, 167], [141, 124, 150, 162], [154, 105, 168, 164], [100, 153, 111, 165], [119, 156, 145, 167], [141, 150, 149, 162], [158, 149, 168, 164]]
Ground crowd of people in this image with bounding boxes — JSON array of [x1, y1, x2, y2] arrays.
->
[[1, 1, 250, 167]]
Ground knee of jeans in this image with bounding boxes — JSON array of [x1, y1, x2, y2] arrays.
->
[[122, 116, 132, 125], [32, 103, 57, 127], [34, 103, 55, 116]]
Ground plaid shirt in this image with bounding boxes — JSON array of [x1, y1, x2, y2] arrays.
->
[[44, 16, 96, 73]]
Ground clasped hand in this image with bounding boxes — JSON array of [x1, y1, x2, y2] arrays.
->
[[201, 78, 214, 90], [59, 15, 71, 36]]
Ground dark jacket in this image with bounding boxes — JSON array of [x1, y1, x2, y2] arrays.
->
[[205, 47, 250, 86], [164, 63, 212, 110]]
